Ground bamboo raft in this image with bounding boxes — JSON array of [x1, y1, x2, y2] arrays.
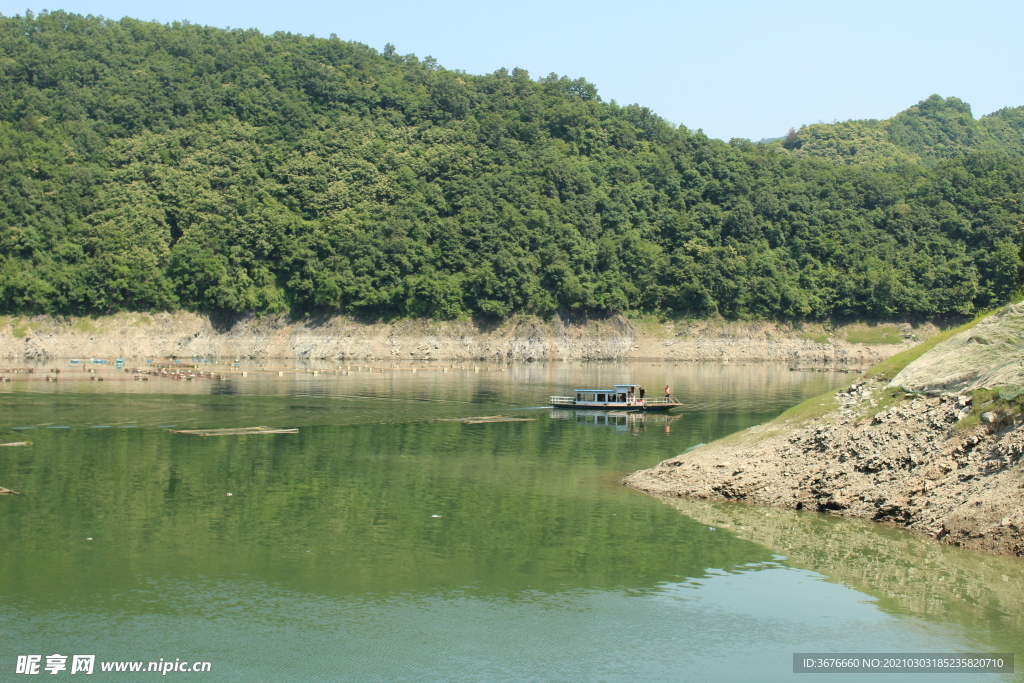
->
[[0, 441, 32, 447], [169, 426, 298, 436]]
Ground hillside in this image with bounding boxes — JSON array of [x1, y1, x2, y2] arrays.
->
[[779, 95, 1024, 166], [0, 11, 1021, 323]]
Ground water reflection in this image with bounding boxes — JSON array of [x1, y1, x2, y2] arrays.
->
[[550, 408, 681, 435], [657, 496, 1024, 659]]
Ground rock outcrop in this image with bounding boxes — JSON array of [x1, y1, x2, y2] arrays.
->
[[888, 303, 1024, 393]]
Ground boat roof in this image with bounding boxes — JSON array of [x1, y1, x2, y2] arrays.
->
[[573, 385, 641, 392]]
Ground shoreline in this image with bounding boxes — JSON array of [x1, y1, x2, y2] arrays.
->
[[0, 311, 929, 365], [623, 383, 1024, 558], [624, 305, 1024, 558]]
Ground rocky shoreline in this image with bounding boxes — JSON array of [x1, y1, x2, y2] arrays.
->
[[0, 311, 923, 364], [624, 382, 1024, 556], [624, 305, 1024, 557]]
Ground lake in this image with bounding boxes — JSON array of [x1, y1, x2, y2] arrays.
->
[[0, 361, 1019, 681]]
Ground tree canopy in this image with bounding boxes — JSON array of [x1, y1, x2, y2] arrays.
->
[[1, 11, 1021, 321]]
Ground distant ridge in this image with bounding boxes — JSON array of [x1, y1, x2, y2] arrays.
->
[[775, 95, 1024, 166]]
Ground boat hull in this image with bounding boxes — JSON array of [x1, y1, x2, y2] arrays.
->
[[547, 401, 679, 411]]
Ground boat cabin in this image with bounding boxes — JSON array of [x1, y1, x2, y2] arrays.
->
[[550, 384, 677, 411], [574, 385, 641, 405]]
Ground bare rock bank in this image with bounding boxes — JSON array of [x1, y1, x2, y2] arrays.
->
[[888, 303, 1024, 393], [0, 311, 924, 364], [624, 306, 1024, 557], [625, 384, 1024, 555]]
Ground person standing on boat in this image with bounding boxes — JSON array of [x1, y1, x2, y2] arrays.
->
[[664, 385, 671, 399], [639, 386, 646, 401]]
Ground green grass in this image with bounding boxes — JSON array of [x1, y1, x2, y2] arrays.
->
[[866, 313, 993, 383], [775, 391, 840, 424], [868, 387, 909, 417], [72, 320, 97, 333], [799, 332, 830, 343], [11, 325, 28, 338], [624, 311, 668, 333], [845, 324, 904, 344], [712, 386, 844, 449], [953, 386, 1024, 432]]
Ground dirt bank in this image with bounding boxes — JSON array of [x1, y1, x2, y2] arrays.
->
[[624, 306, 1024, 557], [0, 312, 928, 364]]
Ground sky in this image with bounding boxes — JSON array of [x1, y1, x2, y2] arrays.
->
[[3, 0, 1022, 141]]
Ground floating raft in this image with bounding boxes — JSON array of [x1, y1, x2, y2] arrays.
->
[[169, 426, 298, 436], [0, 486, 20, 495], [0, 441, 31, 447], [432, 416, 536, 424]]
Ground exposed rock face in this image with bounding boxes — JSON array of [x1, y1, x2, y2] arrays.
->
[[888, 303, 1024, 393], [0, 312, 916, 364], [624, 381, 1024, 556]]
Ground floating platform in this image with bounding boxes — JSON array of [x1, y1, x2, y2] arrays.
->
[[169, 426, 298, 436], [432, 416, 536, 424]]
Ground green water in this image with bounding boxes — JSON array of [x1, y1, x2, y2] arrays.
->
[[0, 363, 1019, 682]]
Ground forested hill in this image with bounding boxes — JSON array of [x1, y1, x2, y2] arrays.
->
[[1, 11, 1021, 321], [778, 95, 1024, 166]]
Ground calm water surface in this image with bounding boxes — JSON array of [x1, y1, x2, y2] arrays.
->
[[0, 362, 1019, 682]]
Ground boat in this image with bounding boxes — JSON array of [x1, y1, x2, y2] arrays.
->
[[548, 384, 681, 411]]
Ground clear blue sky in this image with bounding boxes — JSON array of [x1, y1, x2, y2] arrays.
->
[[4, 0, 1022, 141]]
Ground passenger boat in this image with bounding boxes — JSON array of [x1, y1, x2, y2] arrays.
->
[[548, 384, 681, 411]]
